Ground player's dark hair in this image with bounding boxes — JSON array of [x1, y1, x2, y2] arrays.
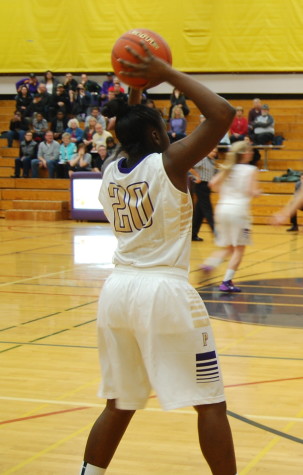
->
[[114, 101, 164, 158]]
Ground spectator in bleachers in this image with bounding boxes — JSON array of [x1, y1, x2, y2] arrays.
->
[[70, 84, 91, 121], [80, 73, 101, 108], [92, 123, 112, 149], [248, 98, 262, 138], [167, 105, 187, 143], [31, 130, 60, 178], [16, 73, 39, 96], [11, 131, 37, 178], [66, 118, 84, 144], [15, 85, 33, 118], [100, 72, 114, 105], [82, 117, 97, 152], [80, 73, 101, 94], [32, 112, 48, 142], [68, 143, 92, 175], [168, 87, 189, 118], [105, 136, 119, 160], [63, 73, 78, 102], [251, 104, 275, 145], [52, 83, 70, 118], [92, 144, 108, 172], [28, 83, 53, 120], [229, 106, 248, 143], [57, 132, 77, 178], [50, 110, 68, 141], [43, 70, 59, 95], [84, 107, 107, 129], [108, 81, 127, 101], [7, 110, 29, 147]]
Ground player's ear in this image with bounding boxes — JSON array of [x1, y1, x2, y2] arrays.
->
[[151, 129, 161, 145]]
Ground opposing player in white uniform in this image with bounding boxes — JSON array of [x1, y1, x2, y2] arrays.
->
[[202, 141, 260, 292], [80, 43, 237, 475]]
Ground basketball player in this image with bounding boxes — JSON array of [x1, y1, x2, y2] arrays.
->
[[80, 42, 237, 475], [273, 175, 303, 225], [201, 141, 260, 292]]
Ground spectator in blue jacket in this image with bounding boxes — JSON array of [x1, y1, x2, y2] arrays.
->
[[66, 118, 84, 145]]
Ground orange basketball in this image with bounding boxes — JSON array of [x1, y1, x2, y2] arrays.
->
[[111, 28, 172, 89]]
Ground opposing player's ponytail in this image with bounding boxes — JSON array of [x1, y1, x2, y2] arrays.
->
[[219, 140, 251, 178]]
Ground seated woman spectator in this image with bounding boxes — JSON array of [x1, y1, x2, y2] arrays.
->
[[82, 117, 97, 152], [50, 110, 68, 141], [251, 104, 275, 145], [65, 118, 84, 145], [6, 110, 29, 147], [11, 131, 37, 178], [70, 84, 91, 121], [168, 87, 189, 118], [15, 85, 32, 118], [167, 105, 187, 143], [32, 113, 48, 142], [229, 106, 248, 143], [43, 70, 59, 95], [68, 143, 92, 176], [92, 144, 108, 172], [57, 132, 77, 178]]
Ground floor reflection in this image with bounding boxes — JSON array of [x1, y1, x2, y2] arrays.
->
[[73, 232, 117, 266], [198, 278, 303, 328]]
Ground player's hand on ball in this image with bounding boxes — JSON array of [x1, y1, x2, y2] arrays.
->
[[118, 42, 171, 89]]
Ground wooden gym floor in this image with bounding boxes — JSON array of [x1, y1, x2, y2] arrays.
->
[[0, 220, 302, 474]]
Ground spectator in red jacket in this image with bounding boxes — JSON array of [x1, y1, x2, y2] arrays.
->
[[229, 106, 248, 143]]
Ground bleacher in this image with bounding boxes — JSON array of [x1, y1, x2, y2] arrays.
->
[[1, 97, 303, 222]]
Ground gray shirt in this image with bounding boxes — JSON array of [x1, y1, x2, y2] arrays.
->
[[38, 140, 60, 162], [193, 156, 216, 182]]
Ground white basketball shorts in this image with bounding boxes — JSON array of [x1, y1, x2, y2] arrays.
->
[[215, 203, 252, 247], [97, 266, 225, 411]]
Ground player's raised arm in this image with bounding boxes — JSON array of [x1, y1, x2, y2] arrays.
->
[[119, 43, 235, 190]]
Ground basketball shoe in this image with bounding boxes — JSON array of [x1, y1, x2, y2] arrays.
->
[[219, 280, 241, 292]]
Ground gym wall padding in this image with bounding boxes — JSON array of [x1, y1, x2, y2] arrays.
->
[[1, 0, 303, 73]]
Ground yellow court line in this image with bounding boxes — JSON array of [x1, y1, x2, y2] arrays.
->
[[2, 397, 303, 424], [0, 422, 93, 474], [0, 378, 100, 422], [239, 407, 303, 475]]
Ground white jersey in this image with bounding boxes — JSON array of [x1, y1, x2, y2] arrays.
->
[[217, 163, 256, 213], [99, 153, 192, 271]]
